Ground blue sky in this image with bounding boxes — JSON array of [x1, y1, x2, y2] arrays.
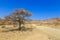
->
[[0, 0, 60, 20]]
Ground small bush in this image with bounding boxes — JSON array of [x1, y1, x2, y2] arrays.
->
[[1, 26, 6, 28]]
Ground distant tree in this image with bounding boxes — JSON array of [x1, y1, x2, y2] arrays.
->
[[7, 9, 32, 30]]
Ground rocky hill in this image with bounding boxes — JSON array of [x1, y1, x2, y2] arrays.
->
[[41, 18, 60, 24], [39, 18, 60, 29], [28, 18, 60, 29]]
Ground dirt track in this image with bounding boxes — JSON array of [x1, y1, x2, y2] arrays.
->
[[32, 24, 60, 40]]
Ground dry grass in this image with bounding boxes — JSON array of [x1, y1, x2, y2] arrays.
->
[[0, 26, 49, 40], [0, 23, 60, 40]]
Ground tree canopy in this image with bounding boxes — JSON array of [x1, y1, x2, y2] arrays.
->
[[4, 9, 32, 30]]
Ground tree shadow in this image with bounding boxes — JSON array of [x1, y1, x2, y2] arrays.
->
[[2, 26, 33, 32]]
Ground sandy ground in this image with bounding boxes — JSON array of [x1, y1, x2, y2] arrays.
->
[[32, 24, 60, 40], [0, 24, 60, 40], [0, 28, 49, 40]]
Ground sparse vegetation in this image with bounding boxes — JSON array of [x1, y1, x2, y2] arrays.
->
[[1, 26, 6, 28], [0, 9, 60, 40]]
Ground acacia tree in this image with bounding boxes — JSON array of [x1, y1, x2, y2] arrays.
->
[[7, 9, 32, 30]]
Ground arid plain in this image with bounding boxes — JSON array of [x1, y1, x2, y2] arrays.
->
[[0, 18, 60, 40]]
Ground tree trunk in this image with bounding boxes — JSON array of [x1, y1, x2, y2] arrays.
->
[[18, 19, 21, 30]]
